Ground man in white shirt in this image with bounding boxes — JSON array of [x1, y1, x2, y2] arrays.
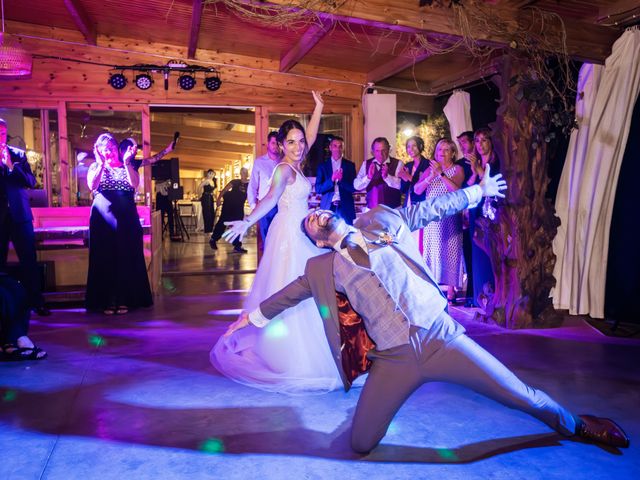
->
[[247, 132, 281, 254], [353, 137, 403, 209]]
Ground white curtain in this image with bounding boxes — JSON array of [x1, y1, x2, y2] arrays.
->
[[443, 90, 473, 141], [552, 27, 640, 318]]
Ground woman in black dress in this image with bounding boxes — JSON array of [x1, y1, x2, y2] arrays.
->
[[199, 169, 217, 233], [85, 133, 152, 315]]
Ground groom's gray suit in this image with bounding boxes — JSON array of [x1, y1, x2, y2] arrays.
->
[[252, 188, 577, 453]]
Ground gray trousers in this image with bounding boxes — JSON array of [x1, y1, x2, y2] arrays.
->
[[351, 325, 577, 453]]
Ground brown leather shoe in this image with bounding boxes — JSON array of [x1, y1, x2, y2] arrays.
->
[[576, 415, 630, 448]]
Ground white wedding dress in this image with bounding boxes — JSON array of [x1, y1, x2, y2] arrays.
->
[[210, 163, 342, 394]]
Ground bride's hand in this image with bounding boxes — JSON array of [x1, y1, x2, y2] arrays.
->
[[224, 311, 251, 337], [222, 219, 250, 243], [311, 90, 324, 108]]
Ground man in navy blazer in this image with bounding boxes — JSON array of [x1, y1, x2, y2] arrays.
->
[[315, 136, 356, 225], [0, 119, 48, 316]]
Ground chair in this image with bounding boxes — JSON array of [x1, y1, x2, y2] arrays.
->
[[178, 203, 196, 232]]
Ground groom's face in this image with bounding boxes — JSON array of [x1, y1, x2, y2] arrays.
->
[[304, 209, 340, 243]]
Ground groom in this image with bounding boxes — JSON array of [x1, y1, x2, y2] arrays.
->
[[224, 166, 629, 453]]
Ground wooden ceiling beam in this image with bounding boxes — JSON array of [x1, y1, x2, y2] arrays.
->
[[151, 122, 254, 144], [188, 0, 204, 59], [280, 19, 332, 72], [366, 51, 432, 84], [266, 0, 618, 63], [62, 0, 97, 46], [597, 0, 640, 24], [151, 134, 253, 154]]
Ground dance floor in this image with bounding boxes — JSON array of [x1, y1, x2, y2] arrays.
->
[[1, 235, 639, 479]]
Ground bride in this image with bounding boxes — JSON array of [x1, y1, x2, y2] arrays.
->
[[210, 91, 343, 394]]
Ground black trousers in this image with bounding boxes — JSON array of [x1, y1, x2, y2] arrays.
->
[[0, 214, 44, 309], [0, 273, 30, 344]]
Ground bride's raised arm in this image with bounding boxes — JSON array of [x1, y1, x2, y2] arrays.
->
[[222, 164, 294, 243], [305, 91, 324, 149]]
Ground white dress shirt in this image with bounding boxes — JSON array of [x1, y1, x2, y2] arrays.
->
[[353, 157, 403, 191], [247, 153, 280, 208], [331, 156, 342, 203]]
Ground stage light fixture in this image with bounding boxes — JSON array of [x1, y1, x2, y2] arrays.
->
[[135, 73, 153, 90], [108, 73, 127, 90], [204, 75, 222, 92], [178, 74, 196, 90]]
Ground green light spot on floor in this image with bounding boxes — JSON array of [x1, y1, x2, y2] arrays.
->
[[88, 334, 105, 347], [2, 390, 17, 402], [437, 448, 458, 460], [200, 438, 224, 454]]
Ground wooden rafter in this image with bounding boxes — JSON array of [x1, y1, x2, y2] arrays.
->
[[188, 0, 204, 59], [366, 51, 432, 84], [280, 19, 332, 72], [62, 0, 97, 46], [266, 0, 619, 63]]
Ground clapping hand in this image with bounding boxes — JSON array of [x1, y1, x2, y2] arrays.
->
[[381, 163, 389, 179], [367, 162, 377, 179], [397, 165, 412, 182], [222, 219, 251, 243], [331, 168, 343, 182], [224, 311, 251, 337], [479, 165, 507, 198]]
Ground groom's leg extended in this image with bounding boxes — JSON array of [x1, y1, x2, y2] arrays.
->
[[425, 333, 576, 436], [351, 344, 422, 453]]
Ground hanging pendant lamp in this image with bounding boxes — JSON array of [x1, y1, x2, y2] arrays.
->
[[0, 0, 32, 78]]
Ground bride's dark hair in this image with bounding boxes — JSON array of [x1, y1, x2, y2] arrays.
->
[[277, 119, 309, 169], [276, 119, 306, 146]]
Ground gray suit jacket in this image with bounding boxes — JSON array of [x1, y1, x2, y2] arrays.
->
[[258, 188, 471, 390]]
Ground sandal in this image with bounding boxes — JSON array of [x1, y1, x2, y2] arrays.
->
[[2, 344, 47, 361], [103, 307, 116, 315], [115, 306, 128, 315]]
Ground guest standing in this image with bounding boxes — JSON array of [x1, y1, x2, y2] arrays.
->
[[354, 137, 403, 209], [398, 136, 430, 207], [85, 133, 152, 315], [414, 138, 465, 302], [315, 136, 357, 225], [466, 127, 501, 307], [210, 168, 249, 253], [247, 132, 281, 254], [199, 169, 217, 233], [0, 119, 49, 316]]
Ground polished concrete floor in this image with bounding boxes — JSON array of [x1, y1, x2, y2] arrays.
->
[[2, 234, 640, 479]]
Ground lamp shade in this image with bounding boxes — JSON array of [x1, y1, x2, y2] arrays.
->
[[0, 32, 32, 78]]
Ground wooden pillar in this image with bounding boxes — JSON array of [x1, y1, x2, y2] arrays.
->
[[474, 55, 561, 329], [40, 109, 52, 206], [350, 104, 364, 168], [254, 106, 270, 263], [57, 101, 70, 207], [141, 104, 152, 207]]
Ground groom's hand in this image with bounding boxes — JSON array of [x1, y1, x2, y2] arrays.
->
[[479, 165, 507, 198], [224, 311, 251, 337]]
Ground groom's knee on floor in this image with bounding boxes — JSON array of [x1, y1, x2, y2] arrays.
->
[[351, 430, 382, 454]]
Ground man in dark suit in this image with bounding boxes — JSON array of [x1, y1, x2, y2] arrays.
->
[[0, 119, 49, 316], [315, 136, 357, 225]]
